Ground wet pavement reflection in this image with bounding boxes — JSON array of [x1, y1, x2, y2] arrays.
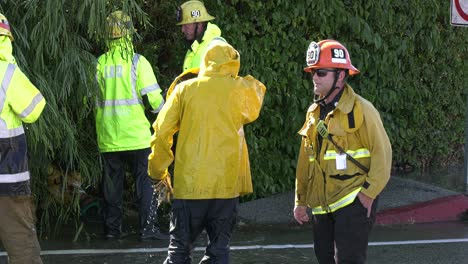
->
[[1, 221, 467, 263]]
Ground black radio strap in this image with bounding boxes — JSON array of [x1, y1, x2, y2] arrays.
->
[[326, 135, 369, 173], [316, 119, 369, 173]]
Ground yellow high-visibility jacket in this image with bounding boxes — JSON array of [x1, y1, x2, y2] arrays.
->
[[95, 38, 164, 152], [295, 84, 392, 213], [149, 42, 266, 199], [0, 36, 46, 196], [183, 22, 225, 71]]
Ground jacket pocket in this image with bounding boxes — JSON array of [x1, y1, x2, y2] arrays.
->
[[306, 161, 325, 208]]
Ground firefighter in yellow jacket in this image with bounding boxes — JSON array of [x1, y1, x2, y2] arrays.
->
[[95, 11, 167, 240], [148, 41, 266, 263], [176, 0, 226, 71], [294, 40, 392, 263], [0, 13, 46, 264]]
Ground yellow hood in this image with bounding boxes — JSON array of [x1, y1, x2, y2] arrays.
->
[[199, 41, 239, 78]]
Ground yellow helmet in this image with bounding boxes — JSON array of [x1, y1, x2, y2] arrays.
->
[[0, 13, 13, 41], [106, 11, 134, 39], [176, 0, 215, 25]]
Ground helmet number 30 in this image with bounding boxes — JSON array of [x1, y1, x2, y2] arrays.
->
[[191, 10, 201, 18]]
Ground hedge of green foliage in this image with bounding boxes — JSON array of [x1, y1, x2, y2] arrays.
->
[[1, 0, 466, 232], [140, 0, 467, 199]]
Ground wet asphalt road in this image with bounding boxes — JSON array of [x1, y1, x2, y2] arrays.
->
[[1, 221, 467, 263]]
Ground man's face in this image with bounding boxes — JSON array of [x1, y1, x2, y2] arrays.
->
[[310, 68, 339, 97], [181, 23, 197, 41]]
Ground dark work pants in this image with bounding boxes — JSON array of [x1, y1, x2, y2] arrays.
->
[[164, 198, 239, 264], [102, 148, 157, 235], [312, 196, 378, 264]]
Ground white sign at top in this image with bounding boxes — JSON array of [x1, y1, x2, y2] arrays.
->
[[451, 0, 468, 27]]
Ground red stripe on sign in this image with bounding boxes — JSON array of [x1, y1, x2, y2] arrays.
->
[[0, 23, 10, 31], [455, 0, 468, 21]]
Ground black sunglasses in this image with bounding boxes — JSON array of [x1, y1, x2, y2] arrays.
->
[[312, 69, 338, 77]]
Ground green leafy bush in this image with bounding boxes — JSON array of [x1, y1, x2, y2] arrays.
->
[[1, 0, 466, 232]]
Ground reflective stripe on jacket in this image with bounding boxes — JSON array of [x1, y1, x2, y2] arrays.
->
[[149, 42, 266, 199], [0, 59, 46, 196], [295, 84, 392, 212], [183, 22, 225, 71], [311, 187, 361, 214], [96, 38, 164, 152]]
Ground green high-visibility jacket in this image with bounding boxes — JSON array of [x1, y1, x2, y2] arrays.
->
[[96, 38, 164, 152], [0, 36, 46, 196], [183, 22, 225, 71]]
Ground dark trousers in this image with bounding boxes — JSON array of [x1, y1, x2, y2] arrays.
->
[[101, 148, 157, 235], [0, 195, 42, 264], [312, 197, 378, 264], [164, 198, 239, 264]]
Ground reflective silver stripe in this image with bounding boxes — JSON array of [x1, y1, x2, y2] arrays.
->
[[150, 98, 165, 114], [323, 148, 370, 160], [0, 64, 21, 138], [352, 149, 371, 159], [95, 72, 100, 86], [96, 54, 143, 108], [323, 152, 336, 160], [0, 64, 16, 112], [19, 93, 44, 118], [0, 171, 30, 183], [207, 37, 227, 51], [131, 54, 140, 98], [101, 98, 142, 107], [312, 188, 361, 214], [140, 83, 161, 96], [212, 37, 226, 42], [0, 126, 24, 138]]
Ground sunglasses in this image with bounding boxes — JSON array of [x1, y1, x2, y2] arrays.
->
[[311, 69, 338, 77]]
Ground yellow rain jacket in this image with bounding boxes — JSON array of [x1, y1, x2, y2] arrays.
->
[[295, 84, 391, 213], [148, 42, 266, 199]]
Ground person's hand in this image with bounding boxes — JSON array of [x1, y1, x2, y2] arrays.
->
[[357, 192, 374, 218], [151, 174, 173, 203], [294, 205, 309, 225], [149, 178, 162, 191]]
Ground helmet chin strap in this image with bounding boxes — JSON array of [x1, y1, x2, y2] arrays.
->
[[195, 22, 205, 43], [314, 71, 341, 106], [184, 23, 205, 50]]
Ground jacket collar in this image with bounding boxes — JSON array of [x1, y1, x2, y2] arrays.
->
[[308, 84, 356, 114], [106, 36, 135, 55], [335, 84, 356, 114], [190, 22, 221, 51]]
